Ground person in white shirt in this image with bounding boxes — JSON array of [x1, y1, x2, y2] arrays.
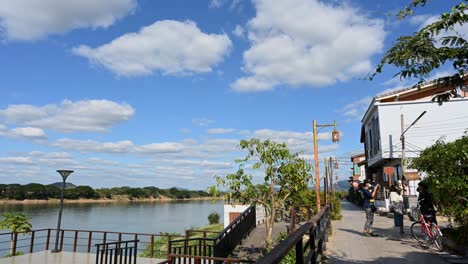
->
[[389, 184, 405, 234]]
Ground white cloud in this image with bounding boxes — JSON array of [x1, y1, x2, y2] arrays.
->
[[10, 127, 47, 139], [73, 20, 232, 76], [192, 118, 215, 127], [232, 0, 385, 92], [210, 0, 223, 8], [136, 142, 185, 154], [0, 0, 136, 41], [0, 99, 134, 133], [206, 128, 236, 134], [233, 25, 245, 38], [0, 156, 34, 165], [341, 97, 372, 120], [49, 138, 134, 153]]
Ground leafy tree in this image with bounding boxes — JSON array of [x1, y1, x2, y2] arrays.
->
[[208, 212, 220, 225], [410, 134, 468, 229], [0, 213, 32, 256], [210, 139, 312, 247], [371, 0, 467, 102]]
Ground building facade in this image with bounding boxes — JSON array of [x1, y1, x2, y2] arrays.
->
[[360, 76, 468, 195]]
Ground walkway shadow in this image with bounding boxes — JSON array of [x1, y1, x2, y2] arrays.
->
[[325, 251, 453, 264], [338, 228, 364, 236], [340, 201, 364, 212]]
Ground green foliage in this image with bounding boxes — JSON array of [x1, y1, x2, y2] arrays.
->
[[274, 232, 295, 264], [329, 194, 342, 221], [210, 139, 312, 246], [410, 135, 468, 227], [371, 0, 467, 100], [208, 212, 220, 225], [139, 232, 180, 258], [0, 213, 32, 234], [4, 251, 24, 258], [0, 183, 210, 201]]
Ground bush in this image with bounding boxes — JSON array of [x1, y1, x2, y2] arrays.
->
[[208, 212, 220, 225]]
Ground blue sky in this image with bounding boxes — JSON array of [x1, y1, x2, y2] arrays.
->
[[0, 0, 462, 189]]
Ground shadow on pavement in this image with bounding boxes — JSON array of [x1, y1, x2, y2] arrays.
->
[[324, 251, 446, 264]]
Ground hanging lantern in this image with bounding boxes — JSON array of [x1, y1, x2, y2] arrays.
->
[[332, 129, 340, 142]]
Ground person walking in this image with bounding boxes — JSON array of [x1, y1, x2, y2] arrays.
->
[[362, 179, 380, 236], [389, 185, 404, 234]]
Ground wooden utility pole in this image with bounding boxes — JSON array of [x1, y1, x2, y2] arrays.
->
[[313, 120, 340, 212], [313, 120, 321, 211], [324, 157, 328, 206]]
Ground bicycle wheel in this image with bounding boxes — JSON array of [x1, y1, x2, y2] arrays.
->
[[410, 207, 420, 221], [411, 221, 428, 244], [431, 225, 443, 251]]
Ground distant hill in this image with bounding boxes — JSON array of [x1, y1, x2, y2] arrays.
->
[[336, 180, 351, 191], [48, 182, 76, 189]]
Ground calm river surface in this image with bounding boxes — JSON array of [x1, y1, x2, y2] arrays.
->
[[0, 200, 224, 234]]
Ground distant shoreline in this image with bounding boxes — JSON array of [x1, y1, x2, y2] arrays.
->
[[0, 196, 222, 204]]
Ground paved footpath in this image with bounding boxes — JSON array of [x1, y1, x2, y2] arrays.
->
[[326, 201, 468, 264]]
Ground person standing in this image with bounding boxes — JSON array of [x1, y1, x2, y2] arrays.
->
[[362, 179, 380, 236], [389, 185, 404, 234], [417, 181, 437, 225]]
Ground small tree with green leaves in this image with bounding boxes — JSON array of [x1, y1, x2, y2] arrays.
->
[[371, 0, 467, 103], [209, 139, 312, 248], [0, 213, 32, 256], [410, 134, 468, 241]]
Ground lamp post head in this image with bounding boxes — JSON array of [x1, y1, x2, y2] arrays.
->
[[56, 170, 74, 181]]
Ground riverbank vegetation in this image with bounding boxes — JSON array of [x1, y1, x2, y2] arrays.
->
[[140, 223, 224, 258], [0, 183, 211, 201]]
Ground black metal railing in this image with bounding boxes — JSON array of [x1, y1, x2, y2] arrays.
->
[[0, 228, 184, 259], [96, 239, 139, 264], [167, 205, 256, 260], [213, 205, 256, 258], [160, 254, 255, 264], [256, 205, 331, 264]]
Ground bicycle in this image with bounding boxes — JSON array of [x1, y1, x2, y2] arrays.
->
[[410, 201, 443, 251], [274, 205, 310, 223]]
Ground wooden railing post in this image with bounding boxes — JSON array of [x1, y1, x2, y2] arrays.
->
[[167, 239, 172, 256], [295, 238, 304, 264], [73, 231, 79, 252], [60, 230, 65, 251], [29, 230, 35, 253], [87, 232, 92, 253], [150, 235, 154, 258], [103, 232, 107, 244], [12, 232, 18, 256], [46, 229, 51, 250]]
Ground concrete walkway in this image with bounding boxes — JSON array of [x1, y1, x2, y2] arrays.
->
[[231, 221, 289, 261], [327, 201, 467, 264]]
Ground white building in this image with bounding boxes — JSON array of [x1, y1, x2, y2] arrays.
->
[[360, 76, 468, 194]]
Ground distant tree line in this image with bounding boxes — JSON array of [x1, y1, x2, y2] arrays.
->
[[0, 183, 211, 200]]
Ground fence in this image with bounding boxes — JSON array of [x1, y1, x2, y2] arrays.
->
[[0, 228, 184, 258], [167, 205, 256, 260], [256, 205, 331, 264], [96, 239, 138, 264]]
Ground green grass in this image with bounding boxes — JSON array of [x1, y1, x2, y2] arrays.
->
[[139, 224, 224, 258]]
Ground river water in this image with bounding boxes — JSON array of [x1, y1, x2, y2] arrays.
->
[[0, 200, 224, 234]]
